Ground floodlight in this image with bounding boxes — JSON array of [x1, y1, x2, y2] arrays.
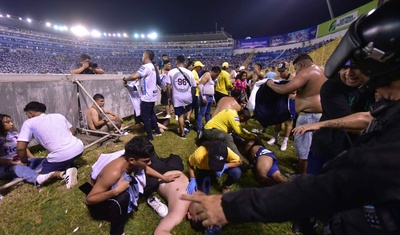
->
[[103, 32, 107, 36], [54, 25, 59, 30], [46, 22, 51, 27], [91, 29, 101, 37], [113, 33, 116, 37], [63, 26, 68, 31], [117, 33, 121, 37], [19, 17, 22, 20], [148, 32, 158, 39], [7, 15, 10, 18], [108, 33, 111, 36], [0, 15, 3, 18], [71, 25, 89, 37], [123, 33, 128, 38], [141, 34, 145, 38], [27, 18, 32, 23], [134, 33, 139, 38]]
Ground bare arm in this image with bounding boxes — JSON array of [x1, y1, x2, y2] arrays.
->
[[71, 61, 89, 74], [292, 112, 373, 135], [145, 166, 180, 183], [266, 72, 308, 94], [16, 141, 29, 164], [86, 173, 129, 205], [88, 108, 107, 129]]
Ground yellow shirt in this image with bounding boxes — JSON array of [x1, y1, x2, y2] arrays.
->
[[215, 70, 233, 95], [188, 146, 240, 170], [192, 70, 200, 96], [204, 109, 254, 140]]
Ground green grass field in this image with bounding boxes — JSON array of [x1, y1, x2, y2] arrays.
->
[[0, 109, 299, 235]]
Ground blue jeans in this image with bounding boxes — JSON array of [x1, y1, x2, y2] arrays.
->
[[197, 95, 213, 131], [140, 101, 161, 140], [0, 158, 44, 184], [196, 167, 241, 194]]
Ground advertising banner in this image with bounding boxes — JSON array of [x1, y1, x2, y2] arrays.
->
[[317, 0, 378, 37], [236, 37, 269, 49], [269, 26, 317, 47]]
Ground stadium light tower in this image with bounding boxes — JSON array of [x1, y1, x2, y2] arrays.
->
[[326, 0, 334, 19], [148, 32, 158, 40], [46, 22, 51, 27], [71, 25, 89, 37]]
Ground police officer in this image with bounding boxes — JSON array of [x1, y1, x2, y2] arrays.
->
[[181, 1, 400, 234]]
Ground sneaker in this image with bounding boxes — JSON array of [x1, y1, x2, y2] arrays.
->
[[179, 134, 186, 139], [155, 133, 162, 137], [185, 120, 193, 129], [280, 141, 287, 151], [267, 137, 276, 145], [164, 114, 171, 119], [147, 195, 168, 217], [251, 128, 263, 134], [36, 172, 55, 185], [62, 167, 78, 189]]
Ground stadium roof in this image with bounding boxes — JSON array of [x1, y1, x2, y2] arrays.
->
[[1, 0, 373, 39]]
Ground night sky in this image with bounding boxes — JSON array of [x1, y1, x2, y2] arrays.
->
[[1, 0, 373, 39]]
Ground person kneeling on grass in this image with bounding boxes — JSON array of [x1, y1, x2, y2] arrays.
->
[[187, 140, 242, 194], [80, 136, 180, 235]]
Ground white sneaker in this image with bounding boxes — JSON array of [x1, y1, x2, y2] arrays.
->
[[36, 172, 55, 185], [147, 195, 168, 217], [62, 167, 78, 189], [267, 137, 276, 145], [280, 141, 287, 151], [164, 115, 171, 119]]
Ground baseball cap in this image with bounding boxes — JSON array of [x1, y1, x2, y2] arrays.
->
[[207, 141, 228, 171], [277, 62, 289, 72], [239, 66, 245, 71], [193, 61, 205, 67], [222, 62, 229, 69]]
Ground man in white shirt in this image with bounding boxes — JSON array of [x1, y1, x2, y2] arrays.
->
[[16, 101, 84, 189], [165, 55, 196, 139], [123, 50, 162, 141]]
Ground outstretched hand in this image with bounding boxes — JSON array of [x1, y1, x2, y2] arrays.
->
[[180, 194, 228, 227], [292, 122, 321, 135]]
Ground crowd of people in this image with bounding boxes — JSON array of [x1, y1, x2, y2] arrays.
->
[[1, 2, 399, 235]]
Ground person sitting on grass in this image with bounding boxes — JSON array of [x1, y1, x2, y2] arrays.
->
[[0, 113, 53, 186], [87, 93, 123, 132], [17, 101, 84, 189], [187, 141, 243, 194], [81, 136, 180, 235]]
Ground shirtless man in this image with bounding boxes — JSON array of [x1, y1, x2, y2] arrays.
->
[[83, 136, 179, 235], [87, 93, 122, 132], [211, 89, 242, 117], [266, 54, 327, 174], [154, 171, 215, 235]]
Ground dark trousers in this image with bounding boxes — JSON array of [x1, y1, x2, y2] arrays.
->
[[191, 95, 199, 120], [140, 101, 160, 140], [86, 191, 130, 235], [214, 91, 228, 104], [196, 167, 241, 194]]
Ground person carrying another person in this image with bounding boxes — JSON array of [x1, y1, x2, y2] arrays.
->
[[267, 61, 296, 151], [70, 53, 104, 74], [81, 136, 179, 235], [266, 54, 327, 174], [0, 113, 53, 186], [214, 62, 233, 103], [187, 141, 242, 194], [87, 93, 123, 132], [197, 66, 221, 138], [16, 101, 84, 189]]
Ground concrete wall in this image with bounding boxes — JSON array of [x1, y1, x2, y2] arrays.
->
[[0, 74, 137, 131]]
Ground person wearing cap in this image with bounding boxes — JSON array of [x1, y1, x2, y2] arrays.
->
[[186, 140, 242, 194], [266, 54, 327, 174], [267, 61, 296, 151], [293, 60, 374, 175], [181, 2, 400, 234], [214, 62, 233, 103], [186, 61, 204, 130]]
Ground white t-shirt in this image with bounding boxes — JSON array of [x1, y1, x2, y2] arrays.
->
[[18, 113, 84, 163], [136, 62, 158, 102], [126, 80, 141, 116], [0, 131, 19, 161], [166, 67, 196, 107]]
